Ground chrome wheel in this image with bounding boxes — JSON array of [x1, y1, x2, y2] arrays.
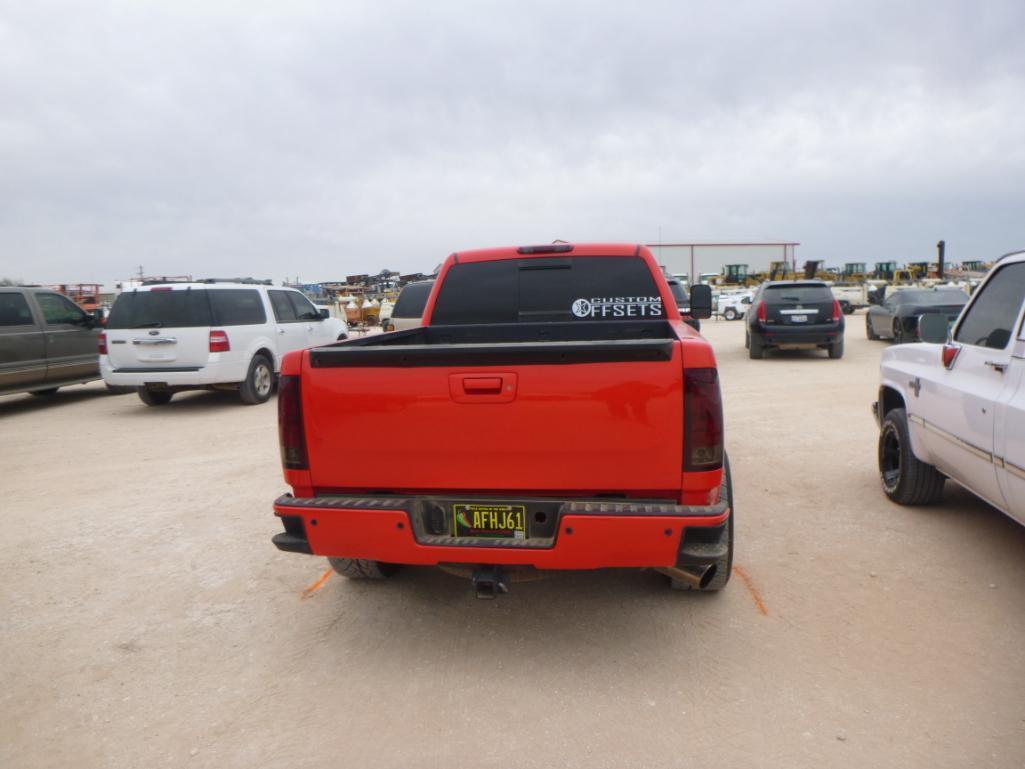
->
[[254, 363, 272, 397]]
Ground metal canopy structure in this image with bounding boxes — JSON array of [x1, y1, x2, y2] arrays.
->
[[646, 241, 800, 285]]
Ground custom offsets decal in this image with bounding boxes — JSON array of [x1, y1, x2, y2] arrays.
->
[[571, 296, 664, 319]]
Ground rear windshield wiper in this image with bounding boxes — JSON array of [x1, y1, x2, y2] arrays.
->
[[131, 322, 163, 328]]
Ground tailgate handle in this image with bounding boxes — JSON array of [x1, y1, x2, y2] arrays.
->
[[462, 376, 503, 394]]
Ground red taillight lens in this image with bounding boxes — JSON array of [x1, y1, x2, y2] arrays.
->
[[756, 300, 767, 322], [942, 343, 960, 369], [98, 332, 107, 355], [832, 299, 841, 322], [684, 368, 724, 471], [278, 375, 308, 470], [209, 330, 230, 352]]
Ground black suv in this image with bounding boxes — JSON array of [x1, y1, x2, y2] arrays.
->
[[745, 281, 844, 359]]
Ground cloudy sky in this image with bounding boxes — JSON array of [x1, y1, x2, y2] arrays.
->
[[1, 0, 1023, 287]]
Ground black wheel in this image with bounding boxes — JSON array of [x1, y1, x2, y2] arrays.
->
[[105, 384, 133, 395], [29, 388, 59, 397], [138, 387, 173, 406], [748, 333, 765, 359], [878, 408, 945, 505], [328, 557, 398, 579], [723, 307, 737, 321], [239, 355, 274, 405], [828, 336, 844, 359], [892, 319, 905, 344], [866, 315, 880, 340], [671, 454, 733, 592]]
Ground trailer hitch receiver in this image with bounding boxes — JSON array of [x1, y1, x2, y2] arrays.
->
[[472, 566, 509, 599]]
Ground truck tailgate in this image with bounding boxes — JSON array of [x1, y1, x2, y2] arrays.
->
[[302, 346, 684, 493]]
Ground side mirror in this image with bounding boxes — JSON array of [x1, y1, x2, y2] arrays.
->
[[318, 308, 330, 320], [688, 284, 712, 319], [741, 297, 752, 305], [918, 313, 949, 344]]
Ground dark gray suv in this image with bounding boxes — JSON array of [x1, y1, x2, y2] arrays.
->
[[0, 287, 102, 397]]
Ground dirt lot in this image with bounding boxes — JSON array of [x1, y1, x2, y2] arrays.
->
[[2, 317, 1024, 769]]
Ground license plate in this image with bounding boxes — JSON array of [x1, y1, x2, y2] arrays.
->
[[452, 503, 527, 539], [791, 315, 807, 323]]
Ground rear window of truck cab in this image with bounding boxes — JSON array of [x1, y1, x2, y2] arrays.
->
[[107, 288, 266, 329], [431, 257, 664, 324]]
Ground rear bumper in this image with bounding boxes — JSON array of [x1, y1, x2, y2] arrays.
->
[[272, 494, 730, 570], [752, 323, 842, 346], [100, 357, 249, 387]]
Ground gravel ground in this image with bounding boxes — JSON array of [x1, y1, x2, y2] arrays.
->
[[2, 317, 1024, 769]]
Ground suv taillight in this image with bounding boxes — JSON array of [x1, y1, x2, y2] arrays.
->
[[831, 299, 841, 322], [278, 375, 308, 470], [683, 368, 723, 471], [756, 300, 766, 322], [98, 332, 107, 355], [209, 330, 230, 352]]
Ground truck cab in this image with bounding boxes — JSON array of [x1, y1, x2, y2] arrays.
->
[[874, 250, 1025, 524]]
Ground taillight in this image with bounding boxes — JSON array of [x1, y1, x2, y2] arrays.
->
[[98, 332, 107, 355], [756, 301, 767, 322], [683, 368, 724, 471], [942, 343, 960, 369], [831, 299, 841, 322], [209, 330, 230, 352], [278, 375, 308, 470]]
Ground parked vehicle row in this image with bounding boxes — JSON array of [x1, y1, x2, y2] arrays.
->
[[874, 250, 1025, 524]]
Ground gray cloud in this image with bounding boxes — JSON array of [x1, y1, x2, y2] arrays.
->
[[1, 0, 1023, 286]]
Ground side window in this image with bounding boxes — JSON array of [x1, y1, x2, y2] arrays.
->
[[0, 293, 34, 326], [954, 262, 1025, 349], [208, 289, 267, 326], [36, 293, 86, 325], [286, 292, 320, 321], [269, 290, 297, 322]]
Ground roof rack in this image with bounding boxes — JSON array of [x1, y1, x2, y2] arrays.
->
[[139, 277, 273, 286]]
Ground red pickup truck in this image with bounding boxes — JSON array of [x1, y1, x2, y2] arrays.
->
[[272, 243, 733, 597]]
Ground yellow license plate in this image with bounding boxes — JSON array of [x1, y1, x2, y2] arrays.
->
[[452, 504, 527, 539]]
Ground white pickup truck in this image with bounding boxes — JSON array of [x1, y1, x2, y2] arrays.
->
[[873, 250, 1025, 525]]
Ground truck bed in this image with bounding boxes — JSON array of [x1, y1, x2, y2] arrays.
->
[[309, 320, 675, 368], [299, 320, 685, 495]]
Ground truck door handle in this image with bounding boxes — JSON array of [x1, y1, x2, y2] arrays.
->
[[462, 377, 503, 394], [277, 328, 286, 334], [985, 360, 1008, 373]]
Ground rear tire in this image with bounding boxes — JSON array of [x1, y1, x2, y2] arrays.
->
[[866, 316, 880, 340], [892, 319, 905, 344], [671, 454, 734, 592], [878, 408, 945, 504], [29, 388, 59, 397], [748, 333, 765, 359], [828, 337, 844, 359], [239, 355, 274, 405], [328, 557, 398, 579], [723, 308, 737, 321], [138, 387, 173, 406]]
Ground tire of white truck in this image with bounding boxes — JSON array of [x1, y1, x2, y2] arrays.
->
[[138, 387, 173, 406], [239, 354, 274, 405], [878, 408, 945, 505]]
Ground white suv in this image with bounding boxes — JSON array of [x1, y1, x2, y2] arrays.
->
[[101, 282, 348, 406]]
